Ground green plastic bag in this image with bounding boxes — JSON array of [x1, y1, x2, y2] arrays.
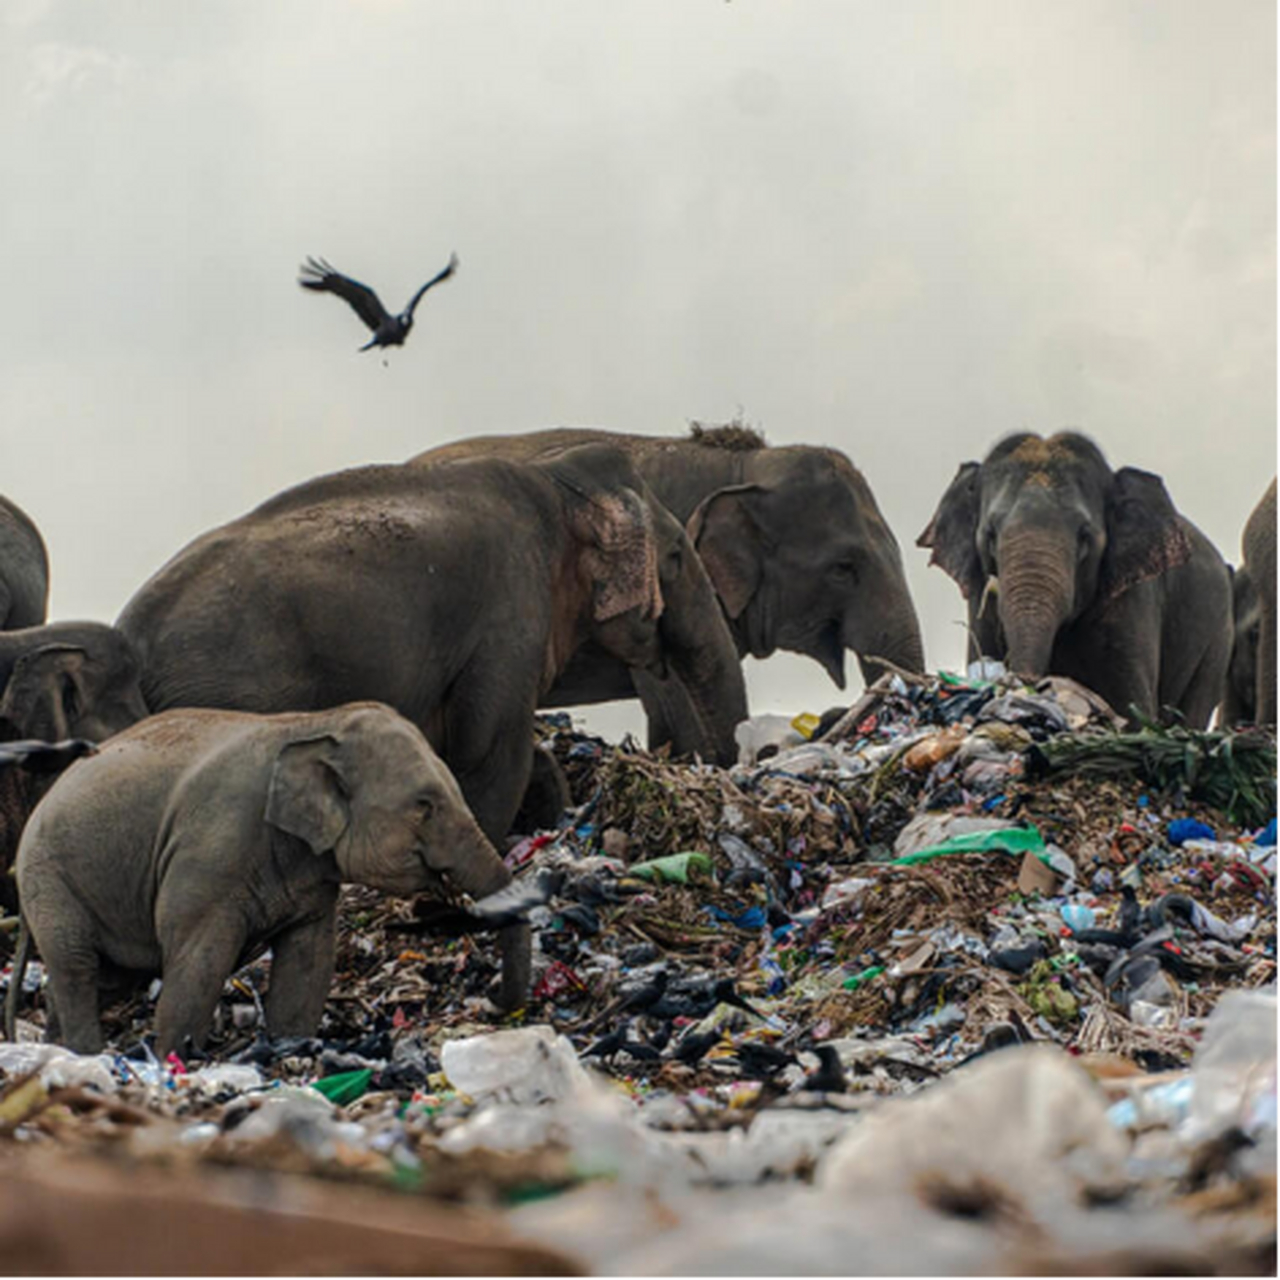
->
[[842, 964, 885, 991], [629, 851, 714, 884], [890, 825, 1045, 866], [311, 1068, 373, 1106]]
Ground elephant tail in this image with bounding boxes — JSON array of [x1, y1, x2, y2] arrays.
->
[[4, 914, 30, 1042]]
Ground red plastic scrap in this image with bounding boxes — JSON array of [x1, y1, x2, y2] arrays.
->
[[533, 961, 587, 1000], [505, 833, 555, 870], [1224, 861, 1269, 893]]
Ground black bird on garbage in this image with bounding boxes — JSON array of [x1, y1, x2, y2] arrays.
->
[[733, 1041, 796, 1080], [583, 967, 668, 1031], [672, 1027, 722, 1065], [299, 252, 458, 353], [651, 976, 764, 1022], [801, 1044, 847, 1094], [583, 1023, 629, 1061], [583, 1020, 663, 1063]]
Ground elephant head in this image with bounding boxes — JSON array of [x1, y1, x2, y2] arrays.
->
[[917, 433, 1192, 679], [264, 703, 530, 1009], [0, 623, 148, 745], [686, 447, 925, 689], [541, 443, 749, 763], [543, 444, 665, 676]]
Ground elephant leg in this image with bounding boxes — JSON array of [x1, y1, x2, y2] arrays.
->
[[263, 913, 337, 1040], [155, 920, 247, 1057], [29, 896, 102, 1052], [513, 746, 571, 833], [1176, 641, 1231, 731], [445, 692, 537, 844], [632, 670, 705, 758], [45, 957, 102, 1054]]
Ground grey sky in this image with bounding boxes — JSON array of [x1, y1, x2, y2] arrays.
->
[[2, 1, 1274, 738]]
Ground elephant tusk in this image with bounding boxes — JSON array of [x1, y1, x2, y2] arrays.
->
[[978, 575, 999, 618]]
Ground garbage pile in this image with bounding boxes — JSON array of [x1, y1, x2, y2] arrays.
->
[[0, 666, 1274, 1273]]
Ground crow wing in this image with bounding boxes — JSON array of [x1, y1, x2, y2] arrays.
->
[[298, 256, 391, 333], [402, 252, 459, 319]]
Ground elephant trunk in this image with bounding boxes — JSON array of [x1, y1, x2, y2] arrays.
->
[[1259, 608, 1277, 727], [446, 833, 532, 1011], [846, 572, 928, 684], [663, 628, 749, 767], [996, 530, 1075, 679], [854, 623, 926, 685], [651, 551, 750, 765]]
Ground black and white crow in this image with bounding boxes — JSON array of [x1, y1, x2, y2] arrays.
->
[[299, 253, 458, 352]]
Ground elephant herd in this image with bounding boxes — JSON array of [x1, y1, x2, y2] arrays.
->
[[0, 425, 1273, 1056]]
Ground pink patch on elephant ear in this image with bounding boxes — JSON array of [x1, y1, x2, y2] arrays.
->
[[1098, 467, 1193, 605], [585, 492, 663, 622]]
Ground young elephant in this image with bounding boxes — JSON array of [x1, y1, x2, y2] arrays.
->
[[16, 702, 524, 1056], [918, 432, 1231, 727]]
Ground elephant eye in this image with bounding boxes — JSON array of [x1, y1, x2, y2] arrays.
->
[[829, 558, 858, 581], [415, 794, 435, 819]]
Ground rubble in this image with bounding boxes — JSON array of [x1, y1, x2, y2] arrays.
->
[[0, 666, 1273, 1273]]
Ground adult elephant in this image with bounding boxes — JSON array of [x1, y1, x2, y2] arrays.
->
[[1240, 478, 1276, 725], [117, 444, 739, 847], [412, 426, 926, 740], [0, 496, 49, 631], [0, 622, 148, 911], [918, 432, 1230, 727]]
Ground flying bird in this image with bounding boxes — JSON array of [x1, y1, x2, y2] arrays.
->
[[299, 252, 459, 352]]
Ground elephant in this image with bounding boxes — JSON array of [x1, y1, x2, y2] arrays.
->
[[0, 622, 148, 911], [117, 443, 739, 853], [1222, 565, 1259, 727], [918, 432, 1231, 727], [1240, 478, 1276, 726], [411, 425, 925, 748], [0, 496, 49, 631], [15, 702, 522, 1055]]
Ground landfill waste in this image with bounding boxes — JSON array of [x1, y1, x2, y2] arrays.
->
[[0, 669, 1273, 1273]]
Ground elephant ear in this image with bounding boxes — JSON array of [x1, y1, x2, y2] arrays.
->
[[0, 644, 87, 742], [686, 485, 766, 620], [917, 462, 984, 600], [1098, 467, 1192, 605], [265, 734, 351, 855], [548, 448, 664, 622]]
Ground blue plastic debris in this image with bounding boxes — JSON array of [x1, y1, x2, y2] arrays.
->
[[1167, 818, 1216, 846], [1060, 903, 1096, 934], [703, 904, 767, 931]]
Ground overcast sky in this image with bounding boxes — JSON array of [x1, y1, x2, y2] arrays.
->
[[1, 0, 1274, 738]]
